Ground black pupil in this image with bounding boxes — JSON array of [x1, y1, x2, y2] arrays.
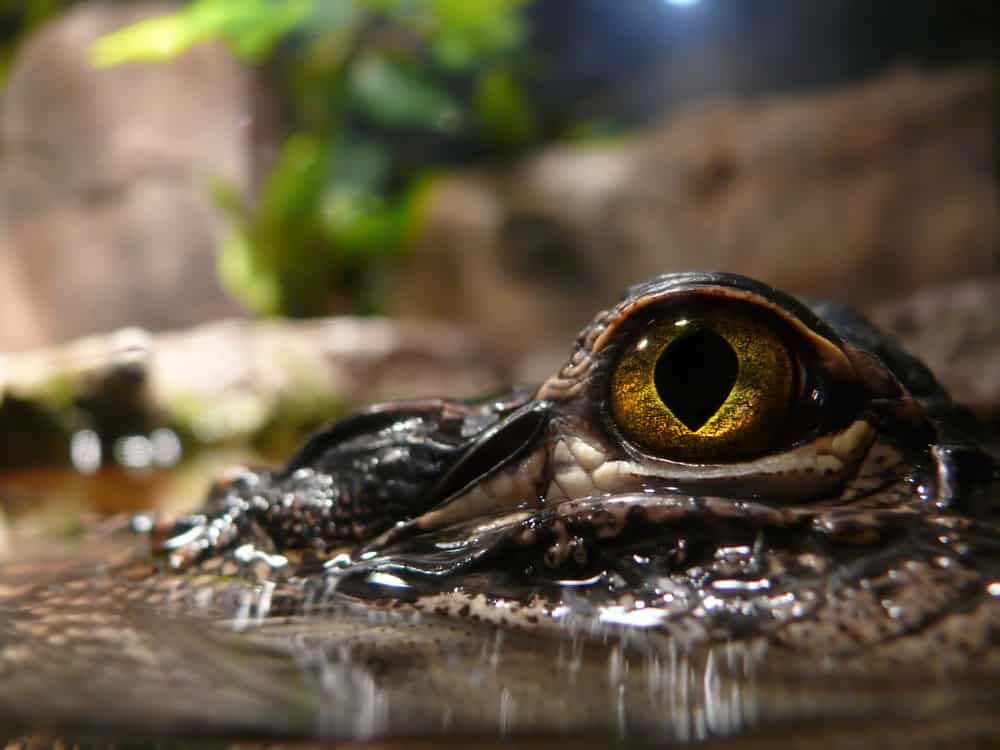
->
[[653, 328, 739, 431]]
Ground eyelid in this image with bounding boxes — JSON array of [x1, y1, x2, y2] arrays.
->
[[592, 285, 857, 384]]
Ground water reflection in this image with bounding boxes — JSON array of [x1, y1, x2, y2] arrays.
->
[[70, 426, 183, 475], [69, 429, 101, 474], [0, 528, 997, 746], [221, 567, 767, 741]]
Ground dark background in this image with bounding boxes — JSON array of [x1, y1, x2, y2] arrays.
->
[[528, 0, 999, 124]]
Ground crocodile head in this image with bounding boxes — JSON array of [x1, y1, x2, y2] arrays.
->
[[154, 272, 999, 661]]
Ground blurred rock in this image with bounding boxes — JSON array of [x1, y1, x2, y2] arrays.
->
[[0, 315, 505, 518], [0, 316, 506, 469], [0, 2, 250, 352], [397, 66, 999, 381], [872, 278, 1000, 421]]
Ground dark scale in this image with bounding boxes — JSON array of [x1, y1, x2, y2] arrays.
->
[[160, 397, 539, 564]]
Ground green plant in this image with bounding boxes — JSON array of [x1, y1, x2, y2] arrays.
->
[[92, 0, 537, 316]]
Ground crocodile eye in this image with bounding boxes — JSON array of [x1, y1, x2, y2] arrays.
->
[[610, 306, 796, 462]]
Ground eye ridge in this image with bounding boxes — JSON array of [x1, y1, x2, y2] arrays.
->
[[653, 327, 739, 432]]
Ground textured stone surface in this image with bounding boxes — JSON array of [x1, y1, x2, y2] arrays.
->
[[872, 278, 1000, 420], [396, 67, 999, 381], [0, 2, 249, 351]]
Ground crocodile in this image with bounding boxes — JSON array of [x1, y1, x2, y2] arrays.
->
[[0, 272, 998, 747]]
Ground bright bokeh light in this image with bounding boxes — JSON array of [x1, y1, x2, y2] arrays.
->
[[70, 429, 102, 474], [114, 435, 154, 470], [664, 0, 702, 6]]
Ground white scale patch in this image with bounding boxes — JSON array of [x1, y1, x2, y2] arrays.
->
[[547, 419, 879, 502], [549, 437, 632, 502]]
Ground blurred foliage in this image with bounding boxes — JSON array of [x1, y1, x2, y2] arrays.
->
[[92, 0, 539, 316]]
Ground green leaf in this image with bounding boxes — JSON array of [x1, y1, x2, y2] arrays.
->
[[91, 0, 314, 67], [427, 0, 528, 71], [209, 179, 249, 223], [256, 134, 326, 243], [310, 1, 360, 34], [320, 175, 431, 261], [321, 188, 391, 256], [350, 57, 462, 132], [475, 69, 537, 146], [217, 229, 282, 314], [92, 14, 200, 66], [331, 138, 391, 193], [247, 135, 343, 316]]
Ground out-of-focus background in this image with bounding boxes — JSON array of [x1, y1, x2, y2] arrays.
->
[[0, 0, 997, 522]]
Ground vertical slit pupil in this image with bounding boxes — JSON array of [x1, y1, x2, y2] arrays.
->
[[653, 328, 739, 431]]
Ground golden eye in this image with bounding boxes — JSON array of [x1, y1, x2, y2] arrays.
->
[[610, 307, 795, 462]]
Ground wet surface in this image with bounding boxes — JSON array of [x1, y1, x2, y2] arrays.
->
[[0, 527, 997, 746]]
